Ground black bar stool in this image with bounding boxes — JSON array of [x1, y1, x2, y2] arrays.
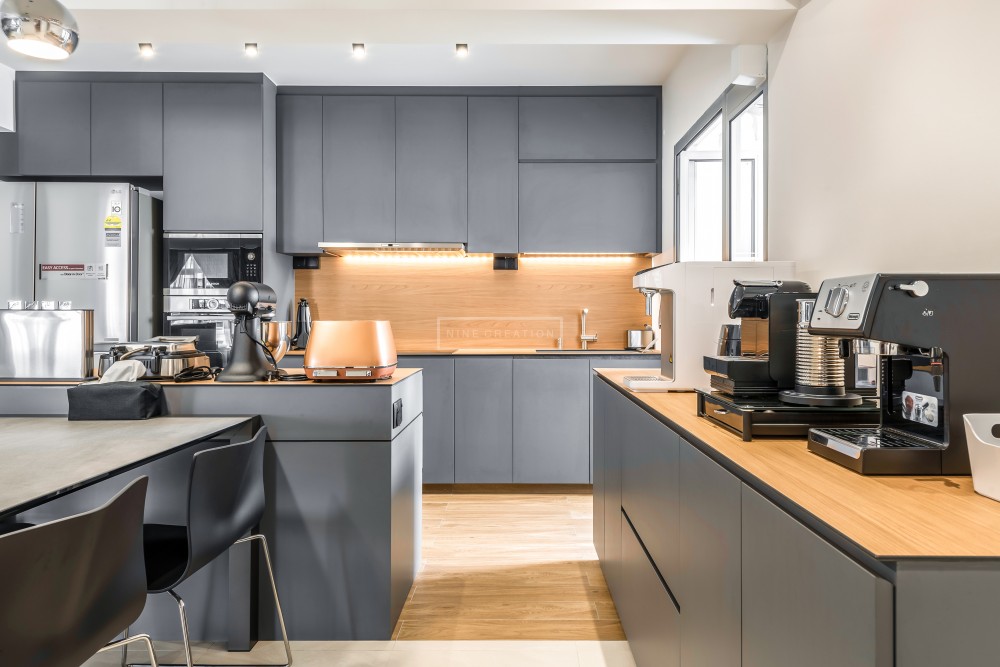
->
[[0, 477, 159, 667], [134, 426, 292, 667]]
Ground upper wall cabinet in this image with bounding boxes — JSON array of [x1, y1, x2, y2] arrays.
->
[[91, 83, 164, 177], [163, 83, 265, 231], [16, 81, 164, 178], [323, 96, 396, 244], [518, 96, 658, 161], [395, 96, 468, 243], [17, 81, 91, 176], [468, 97, 518, 254], [277, 95, 323, 254], [519, 162, 658, 254]]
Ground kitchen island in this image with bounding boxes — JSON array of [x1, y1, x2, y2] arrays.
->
[[595, 368, 1000, 667], [0, 370, 423, 643]]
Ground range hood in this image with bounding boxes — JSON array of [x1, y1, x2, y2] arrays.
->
[[319, 242, 466, 256]]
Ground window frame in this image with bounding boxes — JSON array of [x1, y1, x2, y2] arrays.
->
[[673, 82, 768, 262]]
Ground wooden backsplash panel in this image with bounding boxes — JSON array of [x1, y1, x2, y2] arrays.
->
[[294, 255, 652, 351]]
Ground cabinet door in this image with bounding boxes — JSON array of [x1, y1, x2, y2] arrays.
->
[[277, 95, 323, 254], [519, 163, 657, 254], [512, 358, 590, 483], [592, 376, 608, 560], [619, 515, 680, 667], [17, 81, 91, 176], [518, 96, 657, 161], [91, 82, 163, 176], [741, 485, 893, 667], [395, 96, 467, 243], [163, 83, 263, 231], [589, 358, 661, 482], [677, 441, 742, 667], [619, 397, 680, 583], [322, 96, 395, 243], [602, 379, 624, 596], [468, 96, 517, 254], [398, 356, 455, 484], [454, 358, 512, 483]]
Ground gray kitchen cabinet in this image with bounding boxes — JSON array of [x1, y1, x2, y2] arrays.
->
[[600, 378, 625, 597], [468, 97, 518, 254], [454, 357, 512, 483], [398, 356, 456, 484], [677, 441, 742, 667], [322, 96, 395, 243], [512, 359, 590, 483], [91, 82, 163, 177], [619, 514, 680, 667], [163, 83, 264, 231], [17, 81, 91, 176], [741, 485, 893, 667], [589, 358, 660, 482], [518, 96, 657, 161], [395, 96, 468, 243], [277, 95, 323, 254], [519, 163, 658, 254], [619, 397, 680, 583]]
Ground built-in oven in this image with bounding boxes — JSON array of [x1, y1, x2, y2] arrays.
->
[[163, 308, 234, 368], [163, 233, 262, 294]]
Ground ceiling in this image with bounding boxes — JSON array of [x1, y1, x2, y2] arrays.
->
[[0, 0, 798, 85]]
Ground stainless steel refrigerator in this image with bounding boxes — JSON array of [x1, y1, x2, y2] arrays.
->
[[1, 182, 161, 352]]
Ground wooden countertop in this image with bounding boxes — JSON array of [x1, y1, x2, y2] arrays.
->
[[596, 368, 1000, 560], [0, 368, 421, 387], [0, 416, 250, 516], [285, 349, 660, 357]]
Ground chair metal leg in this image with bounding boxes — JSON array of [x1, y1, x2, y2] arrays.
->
[[99, 633, 159, 667], [121, 625, 130, 667], [168, 589, 195, 667], [235, 534, 293, 667]]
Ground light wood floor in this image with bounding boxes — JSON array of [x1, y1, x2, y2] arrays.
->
[[393, 488, 625, 641]]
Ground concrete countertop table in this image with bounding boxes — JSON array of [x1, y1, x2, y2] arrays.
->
[[0, 416, 251, 517]]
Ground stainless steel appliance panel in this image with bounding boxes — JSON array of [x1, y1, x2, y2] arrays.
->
[[34, 183, 132, 346], [0, 310, 94, 379], [0, 182, 35, 305], [163, 313, 234, 367]]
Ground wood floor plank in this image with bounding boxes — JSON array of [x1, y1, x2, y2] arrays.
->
[[396, 489, 621, 641]]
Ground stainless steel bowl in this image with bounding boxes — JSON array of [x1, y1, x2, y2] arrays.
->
[[261, 321, 292, 363]]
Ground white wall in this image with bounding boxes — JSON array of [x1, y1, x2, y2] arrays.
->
[[660, 45, 734, 263], [767, 0, 1000, 287], [0, 63, 13, 132]]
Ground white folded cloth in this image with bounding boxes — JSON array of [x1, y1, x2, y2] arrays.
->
[[99, 360, 148, 383]]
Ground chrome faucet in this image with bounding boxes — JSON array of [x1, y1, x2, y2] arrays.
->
[[580, 308, 598, 350]]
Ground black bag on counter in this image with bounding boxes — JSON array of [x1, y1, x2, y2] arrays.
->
[[67, 381, 168, 421]]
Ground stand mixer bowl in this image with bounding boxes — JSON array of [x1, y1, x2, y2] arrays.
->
[[261, 321, 292, 363]]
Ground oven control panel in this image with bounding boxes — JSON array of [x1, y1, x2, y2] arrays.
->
[[164, 295, 232, 314], [810, 274, 880, 332]]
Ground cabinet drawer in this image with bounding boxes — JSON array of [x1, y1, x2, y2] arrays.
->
[[619, 513, 680, 667]]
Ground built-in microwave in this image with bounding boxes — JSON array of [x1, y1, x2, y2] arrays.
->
[[163, 233, 262, 296]]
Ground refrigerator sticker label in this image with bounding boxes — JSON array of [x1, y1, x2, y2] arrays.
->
[[902, 391, 939, 426], [10, 203, 24, 234], [105, 230, 122, 248], [104, 214, 122, 229], [39, 264, 107, 280]]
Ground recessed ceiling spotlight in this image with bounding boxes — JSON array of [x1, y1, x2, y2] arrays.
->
[[455, 43, 469, 58], [138, 42, 154, 58], [0, 0, 80, 60], [244, 42, 259, 57], [352, 43, 366, 59]]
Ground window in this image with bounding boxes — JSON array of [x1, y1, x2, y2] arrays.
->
[[675, 85, 766, 261]]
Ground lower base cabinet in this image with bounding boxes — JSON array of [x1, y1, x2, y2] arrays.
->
[[741, 485, 893, 667], [619, 513, 680, 667]]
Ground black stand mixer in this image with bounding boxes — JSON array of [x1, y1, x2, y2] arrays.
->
[[216, 282, 277, 383]]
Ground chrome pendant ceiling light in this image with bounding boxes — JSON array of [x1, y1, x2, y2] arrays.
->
[[1, 0, 79, 60]]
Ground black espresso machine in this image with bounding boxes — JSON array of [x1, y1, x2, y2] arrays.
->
[[806, 273, 1000, 475], [698, 280, 879, 441]]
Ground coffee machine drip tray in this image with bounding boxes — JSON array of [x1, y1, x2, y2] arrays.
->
[[808, 427, 945, 475], [697, 390, 879, 442]]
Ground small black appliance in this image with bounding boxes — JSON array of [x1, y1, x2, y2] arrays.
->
[[216, 282, 277, 383]]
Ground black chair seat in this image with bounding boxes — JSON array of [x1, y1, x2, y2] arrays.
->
[[143, 523, 188, 593], [0, 523, 34, 536]]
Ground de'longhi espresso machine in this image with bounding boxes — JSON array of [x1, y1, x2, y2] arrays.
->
[[806, 273, 1000, 475]]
